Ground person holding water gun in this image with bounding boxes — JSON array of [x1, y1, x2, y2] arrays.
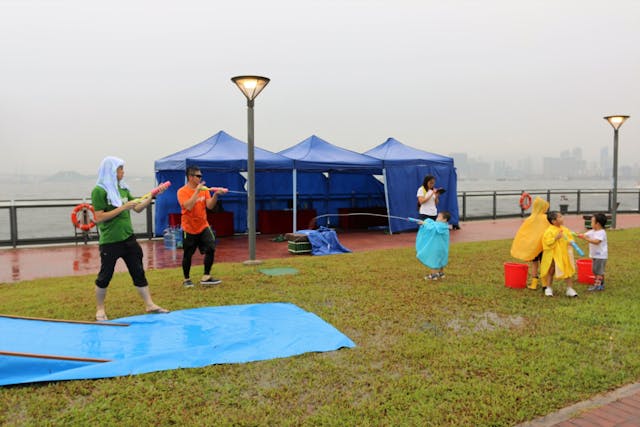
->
[[91, 156, 169, 321], [177, 166, 227, 288], [576, 212, 608, 291], [510, 196, 550, 290], [540, 211, 579, 298]]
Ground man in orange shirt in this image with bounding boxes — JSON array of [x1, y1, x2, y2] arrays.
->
[[177, 166, 227, 287]]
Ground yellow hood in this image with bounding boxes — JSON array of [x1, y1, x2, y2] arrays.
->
[[510, 197, 550, 261]]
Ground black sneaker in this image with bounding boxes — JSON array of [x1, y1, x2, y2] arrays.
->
[[201, 276, 222, 286], [183, 279, 194, 288]]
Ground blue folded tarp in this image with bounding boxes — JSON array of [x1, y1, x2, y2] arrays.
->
[[0, 303, 355, 386], [296, 227, 351, 255]]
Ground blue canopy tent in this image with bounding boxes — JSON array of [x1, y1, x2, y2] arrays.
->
[[278, 135, 385, 231], [154, 131, 293, 235], [364, 137, 460, 232]]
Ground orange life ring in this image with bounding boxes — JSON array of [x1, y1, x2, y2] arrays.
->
[[71, 203, 96, 231], [519, 192, 532, 211]]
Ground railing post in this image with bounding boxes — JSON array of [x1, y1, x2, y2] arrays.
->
[[492, 191, 497, 219], [146, 200, 154, 239], [608, 190, 612, 213], [546, 190, 551, 204], [576, 190, 581, 214], [10, 201, 18, 248], [462, 192, 467, 221]]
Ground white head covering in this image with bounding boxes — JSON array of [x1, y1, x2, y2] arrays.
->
[[96, 156, 129, 207]]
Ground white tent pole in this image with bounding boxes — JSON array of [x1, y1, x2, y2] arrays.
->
[[293, 169, 298, 232], [326, 172, 331, 226], [382, 168, 393, 234]]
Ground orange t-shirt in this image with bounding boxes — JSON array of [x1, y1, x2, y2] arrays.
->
[[177, 185, 211, 234]]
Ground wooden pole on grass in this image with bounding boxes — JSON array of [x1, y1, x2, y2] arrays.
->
[[0, 313, 129, 327], [0, 350, 111, 363]]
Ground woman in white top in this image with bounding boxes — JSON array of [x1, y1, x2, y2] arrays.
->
[[417, 175, 439, 221]]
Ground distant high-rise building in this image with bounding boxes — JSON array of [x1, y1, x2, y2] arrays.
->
[[517, 157, 533, 176], [543, 156, 582, 178], [450, 153, 468, 170], [453, 153, 490, 179], [572, 147, 583, 161], [600, 147, 610, 177], [494, 160, 510, 178]]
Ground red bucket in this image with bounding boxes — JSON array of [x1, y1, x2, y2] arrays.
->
[[576, 259, 595, 284], [504, 262, 528, 288]]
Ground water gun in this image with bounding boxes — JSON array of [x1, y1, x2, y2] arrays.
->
[[200, 186, 229, 194], [408, 217, 423, 224], [564, 230, 584, 257], [133, 181, 171, 203]]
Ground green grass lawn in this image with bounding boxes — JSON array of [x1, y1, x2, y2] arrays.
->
[[1, 229, 639, 426]]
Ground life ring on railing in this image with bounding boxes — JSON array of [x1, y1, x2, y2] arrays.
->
[[519, 192, 532, 211], [71, 203, 96, 232]]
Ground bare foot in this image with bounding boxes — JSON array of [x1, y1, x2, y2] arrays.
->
[[145, 306, 169, 314]]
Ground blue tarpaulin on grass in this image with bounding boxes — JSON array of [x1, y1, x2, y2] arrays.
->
[[0, 303, 355, 386]]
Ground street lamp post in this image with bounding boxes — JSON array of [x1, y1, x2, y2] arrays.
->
[[603, 115, 630, 229], [232, 75, 270, 264]]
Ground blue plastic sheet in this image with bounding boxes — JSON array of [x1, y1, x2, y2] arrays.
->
[[0, 303, 355, 386], [297, 227, 351, 255]]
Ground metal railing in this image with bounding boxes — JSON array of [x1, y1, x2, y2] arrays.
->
[[457, 188, 640, 221], [0, 199, 155, 247], [1, 188, 639, 247]]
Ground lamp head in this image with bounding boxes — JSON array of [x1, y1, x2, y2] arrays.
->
[[231, 75, 270, 101], [604, 115, 630, 130]]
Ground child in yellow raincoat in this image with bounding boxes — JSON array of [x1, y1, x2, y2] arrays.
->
[[540, 211, 579, 298], [510, 197, 549, 290]]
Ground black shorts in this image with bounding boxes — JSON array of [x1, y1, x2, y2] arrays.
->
[[96, 235, 147, 288], [183, 226, 216, 254]]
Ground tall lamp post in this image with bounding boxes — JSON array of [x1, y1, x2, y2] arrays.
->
[[232, 75, 270, 264], [603, 115, 630, 229]]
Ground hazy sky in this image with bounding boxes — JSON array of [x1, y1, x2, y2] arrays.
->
[[1, 0, 638, 177]]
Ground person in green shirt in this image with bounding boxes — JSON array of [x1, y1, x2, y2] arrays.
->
[[91, 156, 168, 321]]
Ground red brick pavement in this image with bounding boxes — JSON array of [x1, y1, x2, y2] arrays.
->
[[517, 383, 640, 427]]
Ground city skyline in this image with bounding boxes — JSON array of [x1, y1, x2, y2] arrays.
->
[[453, 144, 638, 180], [1, 144, 637, 184]]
